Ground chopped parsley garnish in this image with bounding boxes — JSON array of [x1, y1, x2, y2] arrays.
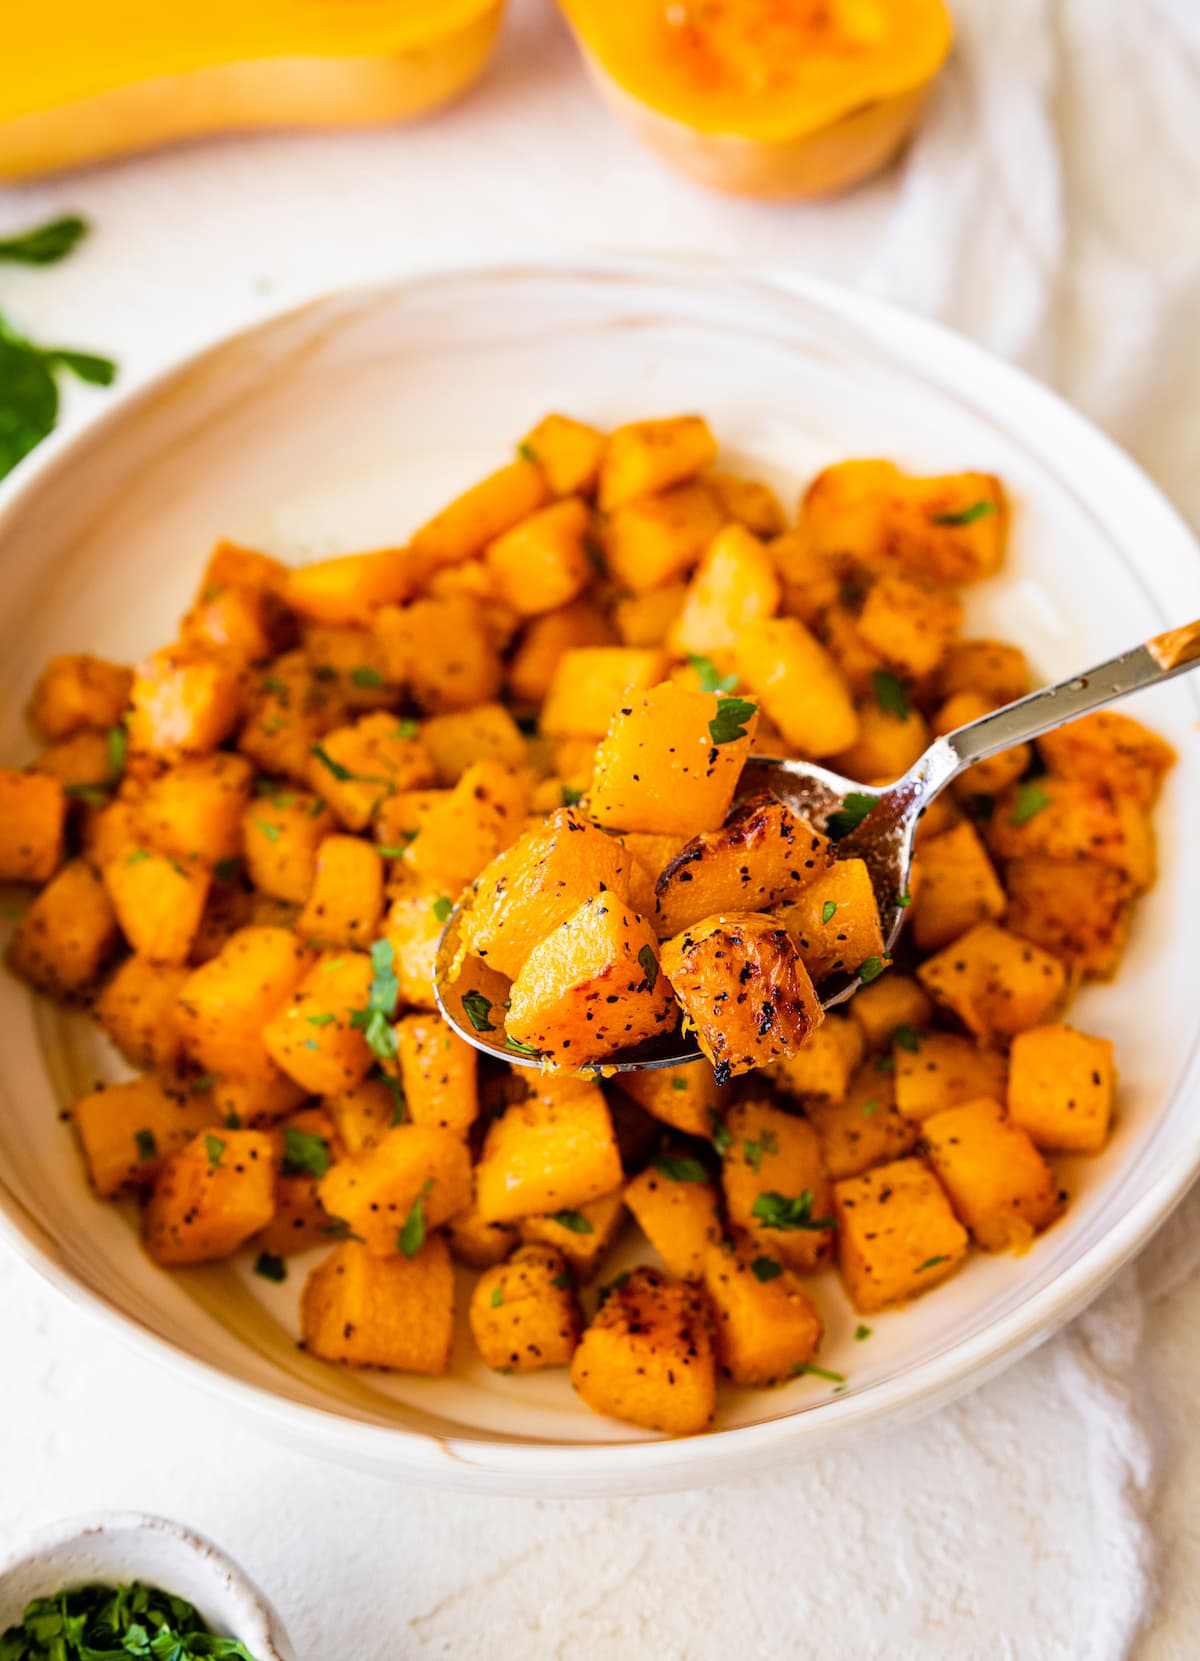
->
[[213, 856, 241, 882], [394, 718, 420, 739], [549, 1209, 594, 1234], [854, 1323, 872, 1341], [254, 1251, 287, 1284], [872, 668, 910, 720], [105, 723, 127, 778], [687, 652, 738, 695], [637, 944, 658, 988], [875, 1055, 895, 1074], [349, 938, 400, 1062], [504, 1035, 542, 1058], [793, 1362, 846, 1384], [431, 894, 454, 923], [281, 1127, 332, 1179], [63, 783, 110, 807], [517, 441, 538, 464], [860, 1098, 881, 1117], [551, 1271, 573, 1290], [931, 499, 997, 526], [821, 900, 838, 925], [708, 1110, 733, 1156], [133, 1128, 157, 1161], [742, 1130, 779, 1173], [916, 1254, 950, 1272], [376, 834, 419, 857], [892, 1024, 921, 1052], [0, 304, 116, 483], [250, 816, 280, 843], [462, 990, 496, 1033], [752, 1189, 833, 1232], [1010, 783, 1051, 825], [707, 696, 757, 746], [654, 1154, 708, 1183], [490, 1284, 505, 1307], [894, 890, 912, 909], [560, 785, 584, 807], [671, 1076, 689, 1091], [0, 214, 87, 265], [350, 666, 384, 687], [322, 1216, 364, 1242], [306, 1012, 335, 1028], [124, 847, 151, 866], [398, 1180, 433, 1257], [826, 791, 876, 840], [858, 956, 886, 984], [750, 1256, 783, 1283], [309, 744, 388, 787], [0, 1578, 261, 1660], [204, 1134, 225, 1167]]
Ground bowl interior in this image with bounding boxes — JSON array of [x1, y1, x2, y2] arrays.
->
[[1, 261, 1198, 1488]]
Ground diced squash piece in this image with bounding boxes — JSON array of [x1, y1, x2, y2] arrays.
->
[[506, 895, 677, 1063], [394, 1011, 478, 1134], [541, 646, 668, 738], [373, 788, 447, 852], [819, 603, 888, 698], [94, 957, 190, 1072], [613, 583, 689, 648], [605, 483, 725, 593], [894, 1031, 1008, 1122], [28, 653, 132, 741], [986, 778, 1155, 892], [297, 835, 385, 949], [849, 973, 933, 1050], [177, 926, 314, 1080], [912, 793, 960, 848], [918, 923, 1067, 1042], [137, 753, 255, 867], [519, 1187, 626, 1280], [458, 806, 633, 980], [143, 1128, 276, 1265], [552, 736, 598, 795], [933, 691, 1030, 798], [419, 703, 527, 785], [405, 760, 529, 896], [380, 883, 445, 1008], [590, 682, 756, 836], [301, 625, 395, 709], [911, 820, 1007, 950], [570, 1266, 716, 1434], [102, 847, 210, 965], [446, 1188, 521, 1269], [325, 1076, 398, 1156], [923, 1099, 1061, 1251], [1002, 857, 1133, 980], [768, 1012, 865, 1103], [211, 1070, 307, 1129], [238, 650, 345, 782], [262, 952, 376, 1095], [615, 1062, 723, 1141], [484, 497, 592, 617], [242, 790, 335, 903], [257, 1105, 341, 1254], [832, 701, 929, 783], [374, 595, 502, 713], [426, 556, 524, 650], [0, 768, 65, 882], [127, 644, 243, 758], [940, 639, 1029, 705], [317, 1123, 471, 1255], [181, 581, 288, 667], [834, 1157, 968, 1312], [661, 911, 823, 1082], [285, 546, 426, 627], [72, 1074, 219, 1198], [8, 860, 119, 997], [804, 1062, 918, 1180], [720, 1100, 833, 1273], [654, 795, 832, 937], [409, 458, 549, 569], [623, 829, 689, 917], [1008, 1023, 1115, 1153], [703, 1243, 823, 1386], [780, 858, 884, 983], [770, 531, 843, 627], [307, 711, 435, 833], [508, 600, 616, 706], [32, 729, 113, 790], [301, 1236, 454, 1373], [522, 413, 604, 497], [733, 617, 858, 757], [1037, 710, 1175, 808], [625, 1161, 721, 1280], [669, 524, 781, 656], [475, 1077, 622, 1223], [709, 473, 786, 537], [198, 539, 287, 599], [598, 416, 717, 513], [470, 1244, 582, 1373], [856, 573, 962, 679]]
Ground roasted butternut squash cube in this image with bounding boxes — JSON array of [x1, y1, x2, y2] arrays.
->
[[613, 583, 689, 648], [178, 926, 314, 1080], [409, 457, 549, 569], [475, 1077, 622, 1223], [507, 599, 616, 706], [605, 483, 725, 593], [424, 561, 523, 655], [668, 524, 781, 656], [614, 1062, 724, 1140], [250, 1106, 340, 1254], [73, 1074, 220, 1198], [143, 1128, 276, 1265], [703, 1243, 823, 1386], [709, 473, 786, 537], [1036, 710, 1175, 808], [297, 835, 384, 950], [939, 638, 1029, 705], [720, 1100, 833, 1273], [893, 1030, 1008, 1122], [819, 603, 889, 698], [301, 1236, 454, 1373], [622, 830, 689, 917], [405, 759, 529, 896], [519, 1187, 626, 1280], [570, 1266, 716, 1434], [552, 736, 598, 796], [470, 1244, 582, 1372], [394, 1011, 478, 1134], [598, 416, 717, 513], [101, 846, 210, 965], [419, 702, 528, 785], [780, 858, 885, 983], [325, 1076, 398, 1155], [769, 531, 843, 627], [241, 790, 334, 904], [137, 753, 255, 867], [661, 912, 823, 1082], [0, 769, 65, 882], [625, 1160, 721, 1280], [521, 413, 604, 497], [1008, 1023, 1115, 1153], [262, 952, 377, 1095], [590, 683, 756, 837], [832, 700, 930, 783], [986, 778, 1154, 892], [834, 1157, 968, 1312], [199, 539, 288, 599], [94, 957, 190, 1073], [380, 883, 445, 1008], [28, 653, 132, 741], [127, 644, 243, 758], [654, 795, 832, 937], [484, 496, 591, 617], [32, 729, 113, 791], [181, 580, 289, 668], [923, 1099, 1061, 1251], [767, 1013, 865, 1104], [458, 806, 633, 980], [856, 572, 962, 679], [374, 595, 502, 713], [1002, 857, 1132, 980], [238, 650, 346, 782], [317, 1124, 471, 1255], [911, 820, 1007, 950], [933, 691, 1030, 798], [446, 1187, 521, 1269], [804, 1062, 918, 1180], [8, 859, 119, 997], [300, 624, 395, 711], [733, 617, 859, 757], [541, 646, 668, 738], [918, 923, 1066, 1042], [285, 546, 427, 627], [307, 711, 436, 832], [849, 973, 933, 1050], [211, 1070, 307, 1130], [506, 895, 676, 1063]]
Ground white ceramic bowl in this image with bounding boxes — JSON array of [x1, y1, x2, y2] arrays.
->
[[1, 258, 1198, 1496], [0, 1511, 295, 1659]]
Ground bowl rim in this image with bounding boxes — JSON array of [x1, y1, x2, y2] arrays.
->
[[1, 252, 1198, 1490]]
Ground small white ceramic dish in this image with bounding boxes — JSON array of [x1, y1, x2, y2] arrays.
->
[[0, 258, 1198, 1496], [0, 1511, 295, 1659]]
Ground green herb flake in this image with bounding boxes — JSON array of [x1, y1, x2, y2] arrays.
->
[[350, 666, 384, 687], [792, 1362, 846, 1384], [549, 1208, 594, 1235], [821, 900, 838, 925], [306, 1012, 336, 1028], [254, 1251, 287, 1284], [750, 1256, 783, 1283], [431, 894, 454, 923], [751, 1188, 834, 1232], [551, 1271, 573, 1291], [826, 791, 877, 840], [517, 441, 538, 464], [671, 1076, 690, 1092], [743, 1130, 779, 1174], [1010, 783, 1052, 825], [348, 939, 401, 1062], [376, 834, 419, 857], [854, 1323, 872, 1341], [124, 846, 151, 866], [393, 717, 420, 740], [398, 1180, 433, 1258], [281, 1127, 332, 1179], [916, 1254, 950, 1273], [895, 890, 912, 909], [62, 782, 110, 807], [462, 989, 496, 1033], [637, 943, 658, 988], [251, 815, 280, 844], [931, 499, 997, 527], [709, 1110, 733, 1156], [322, 1215, 365, 1242], [872, 668, 910, 720], [490, 1284, 505, 1308], [875, 1055, 895, 1074], [204, 1133, 225, 1167], [860, 1098, 881, 1118], [105, 723, 127, 779], [707, 696, 758, 746], [858, 956, 886, 985], [134, 1128, 157, 1161], [687, 652, 738, 695], [0, 214, 87, 265], [560, 785, 584, 807], [213, 856, 241, 883], [892, 1024, 921, 1053], [225, 1111, 241, 1129], [504, 1035, 542, 1058], [654, 1154, 708, 1183], [190, 1073, 217, 1092]]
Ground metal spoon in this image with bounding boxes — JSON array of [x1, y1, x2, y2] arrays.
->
[[435, 618, 1200, 1075]]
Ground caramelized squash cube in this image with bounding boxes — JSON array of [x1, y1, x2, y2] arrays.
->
[[507, 599, 616, 706], [856, 572, 962, 679], [934, 690, 1031, 799], [709, 473, 786, 537], [986, 778, 1154, 892], [911, 820, 1007, 950], [238, 650, 345, 783], [178, 926, 314, 1080], [143, 1128, 276, 1265], [405, 759, 529, 897], [394, 1011, 478, 1134], [541, 646, 668, 738], [923, 1099, 1061, 1251], [654, 795, 832, 937], [669, 524, 781, 657], [127, 644, 243, 758], [918, 923, 1066, 1042], [31, 730, 113, 791], [242, 790, 335, 904], [0, 768, 65, 882], [834, 1157, 968, 1312], [703, 1243, 823, 1386], [780, 858, 885, 983], [625, 1162, 721, 1281], [198, 539, 288, 599], [8, 860, 119, 997], [297, 835, 385, 949], [285, 546, 427, 627], [768, 1013, 865, 1104], [622, 829, 689, 918], [605, 483, 725, 593], [570, 1266, 716, 1434], [102, 846, 210, 965], [614, 1062, 724, 1141], [1002, 857, 1132, 980], [804, 1061, 918, 1180], [733, 617, 858, 757], [519, 1187, 626, 1280], [380, 882, 446, 1008], [720, 1100, 833, 1273], [832, 701, 930, 783], [419, 702, 528, 786], [1036, 710, 1175, 808], [848, 972, 933, 1050], [375, 594, 503, 713], [469, 1244, 582, 1373], [893, 1031, 1008, 1122], [94, 957, 190, 1073], [262, 952, 377, 1095], [613, 583, 689, 648], [181, 581, 288, 668], [598, 416, 717, 513], [73, 1074, 219, 1198], [307, 711, 436, 832], [137, 752, 255, 867], [446, 1187, 520, 1269], [301, 1236, 454, 1373], [409, 457, 549, 569], [485, 496, 592, 617], [1008, 1023, 1115, 1153], [475, 1077, 622, 1223], [521, 414, 604, 497], [939, 639, 1029, 705], [316, 1124, 471, 1255], [28, 653, 132, 741], [325, 1076, 398, 1156]]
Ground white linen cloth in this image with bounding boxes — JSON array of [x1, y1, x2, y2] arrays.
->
[[2, 1, 1199, 1655]]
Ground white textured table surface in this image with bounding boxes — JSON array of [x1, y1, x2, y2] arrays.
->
[[3, 2, 1200, 1656]]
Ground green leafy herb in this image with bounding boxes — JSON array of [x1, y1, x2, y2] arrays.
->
[[854, 1323, 872, 1341], [462, 990, 496, 1033], [707, 696, 757, 746], [133, 1128, 157, 1162], [560, 785, 584, 807], [895, 890, 912, 909], [306, 1012, 335, 1028], [190, 1073, 217, 1092], [916, 1254, 950, 1272], [550, 1271, 573, 1291], [224, 1112, 241, 1129], [597, 1270, 631, 1306], [349, 939, 401, 1062], [750, 1256, 783, 1283], [376, 834, 419, 857], [350, 666, 383, 687], [281, 1127, 331, 1179], [931, 499, 997, 527], [259, 675, 286, 696], [637, 944, 658, 988], [821, 900, 838, 925], [743, 1130, 779, 1174], [124, 847, 151, 866], [394, 717, 420, 740], [751, 1189, 834, 1232], [309, 744, 389, 788], [379, 1069, 408, 1126], [1010, 783, 1051, 825], [709, 1110, 733, 1156], [687, 652, 738, 695], [254, 1252, 287, 1284], [875, 1055, 895, 1075], [0, 1579, 261, 1660], [322, 1216, 364, 1243], [105, 724, 127, 779], [504, 1035, 542, 1058], [892, 1024, 921, 1053], [62, 783, 110, 807], [671, 1076, 689, 1092], [397, 1180, 432, 1258], [250, 816, 280, 844], [549, 1208, 594, 1235], [0, 214, 87, 265], [213, 857, 241, 883], [431, 894, 453, 923], [517, 441, 538, 464], [490, 1284, 505, 1308], [793, 1362, 846, 1384], [0, 310, 117, 482], [826, 791, 876, 840], [858, 956, 886, 984], [654, 1154, 708, 1183], [860, 1098, 881, 1118], [872, 668, 910, 720], [204, 1134, 225, 1168]]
